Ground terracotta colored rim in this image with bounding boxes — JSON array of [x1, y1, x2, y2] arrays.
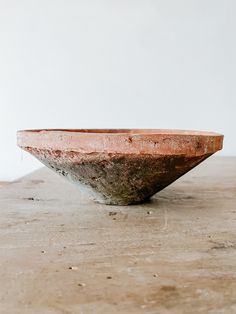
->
[[17, 129, 223, 156]]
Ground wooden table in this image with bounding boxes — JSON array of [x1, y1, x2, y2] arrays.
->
[[0, 157, 235, 314]]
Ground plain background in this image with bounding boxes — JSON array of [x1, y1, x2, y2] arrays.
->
[[0, 0, 235, 180]]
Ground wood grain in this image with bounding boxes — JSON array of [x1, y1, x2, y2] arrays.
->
[[0, 157, 235, 313]]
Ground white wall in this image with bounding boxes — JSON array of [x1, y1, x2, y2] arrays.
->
[[0, 0, 235, 181]]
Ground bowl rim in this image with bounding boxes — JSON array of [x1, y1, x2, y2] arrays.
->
[[17, 128, 223, 136], [17, 128, 224, 156]]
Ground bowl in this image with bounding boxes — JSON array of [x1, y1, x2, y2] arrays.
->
[[17, 129, 223, 205]]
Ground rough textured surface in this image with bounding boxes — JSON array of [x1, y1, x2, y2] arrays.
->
[[17, 129, 223, 205], [17, 129, 223, 156], [26, 148, 211, 205], [0, 157, 235, 313]]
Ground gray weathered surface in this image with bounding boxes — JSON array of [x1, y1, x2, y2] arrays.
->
[[28, 148, 211, 205], [0, 157, 236, 313]]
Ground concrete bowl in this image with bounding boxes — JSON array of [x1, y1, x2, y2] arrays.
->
[[17, 129, 223, 205]]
